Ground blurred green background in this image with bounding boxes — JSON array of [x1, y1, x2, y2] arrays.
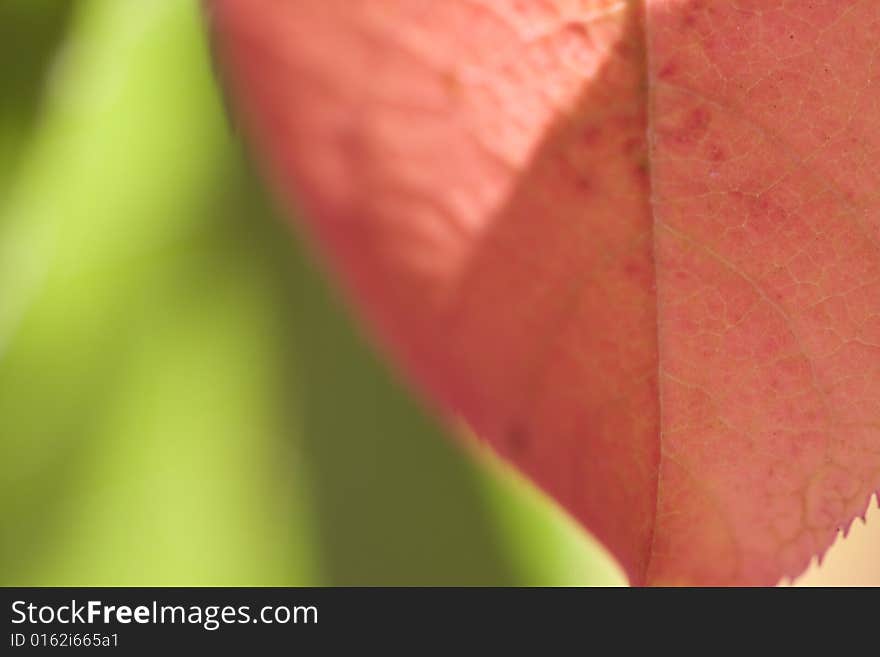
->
[[0, 0, 626, 586], [3, 0, 877, 587]]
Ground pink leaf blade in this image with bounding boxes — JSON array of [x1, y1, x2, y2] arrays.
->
[[210, 0, 880, 585]]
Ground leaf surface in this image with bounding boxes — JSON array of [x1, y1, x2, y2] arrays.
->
[[210, 0, 880, 585]]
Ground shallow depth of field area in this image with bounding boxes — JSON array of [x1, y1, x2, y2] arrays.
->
[[1, 0, 877, 586]]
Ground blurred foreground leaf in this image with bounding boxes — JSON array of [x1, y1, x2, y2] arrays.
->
[[0, 0, 622, 586]]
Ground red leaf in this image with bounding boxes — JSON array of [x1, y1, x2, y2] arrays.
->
[[209, 0, 880, 585]]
